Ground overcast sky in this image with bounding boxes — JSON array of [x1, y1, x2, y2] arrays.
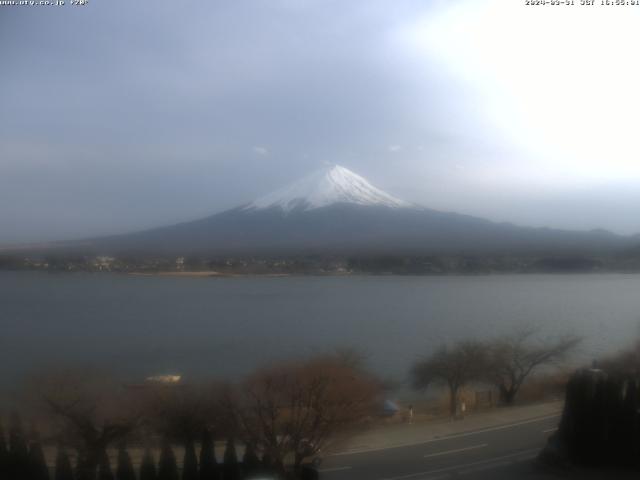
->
[[2, 0, 640, 244]]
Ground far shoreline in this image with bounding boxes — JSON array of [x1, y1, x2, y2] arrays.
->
[[4, 268, 640, 278], [128, 271, 295, 278], [123, 269, 640, 278]]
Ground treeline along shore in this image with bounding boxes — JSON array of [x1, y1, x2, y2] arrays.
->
[[4, 252, 640, 275]]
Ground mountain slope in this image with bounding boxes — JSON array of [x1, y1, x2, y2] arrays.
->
[[86, 203, 630, 256], [76, 165, 635, 257]]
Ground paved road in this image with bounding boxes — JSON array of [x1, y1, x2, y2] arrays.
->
[[318, 414, 560, 480]]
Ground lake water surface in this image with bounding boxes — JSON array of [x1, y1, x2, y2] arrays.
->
[[2, 271, 639, 386]]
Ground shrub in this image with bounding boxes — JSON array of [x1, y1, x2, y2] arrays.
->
[[28, 429, 50, 480], [198, 429, 219, 480], [157, 441, 179, 480], [182, 439, 198, 480], [116, 445, 136, 480], [54, 447, 74, 480], [140, 448, 157, 480]]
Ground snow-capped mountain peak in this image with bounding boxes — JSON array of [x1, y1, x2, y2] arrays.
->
[[245, 165, 411, 213]]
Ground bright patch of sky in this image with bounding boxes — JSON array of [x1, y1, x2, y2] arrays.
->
[[399, 0, 640, 186]]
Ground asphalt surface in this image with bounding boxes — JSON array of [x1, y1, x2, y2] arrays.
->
[[317, 414, 561, 480]]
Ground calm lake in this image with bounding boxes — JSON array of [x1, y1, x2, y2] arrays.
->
[[2, 271, 639, 386]]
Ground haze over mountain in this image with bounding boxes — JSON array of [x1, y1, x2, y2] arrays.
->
[[49, 165, 634, 258], [5, 2, 640, 245]]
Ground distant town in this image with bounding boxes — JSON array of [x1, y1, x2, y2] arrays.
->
[[3, 252, 640, 275]]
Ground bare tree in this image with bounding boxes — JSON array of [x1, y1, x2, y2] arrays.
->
[[231, 354, 380, 478], [26, 369, 139, 480], [332, 347, 368, 371], [411, 341, 487, 416], [486, 328, 581, 405], [138, 381, 228, 444]]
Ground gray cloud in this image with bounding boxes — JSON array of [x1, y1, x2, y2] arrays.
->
[[1, 0, 639, 244]]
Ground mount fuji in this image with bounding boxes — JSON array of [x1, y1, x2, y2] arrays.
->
[[68, 165, 632, 256], [244, 165, 411, 212]]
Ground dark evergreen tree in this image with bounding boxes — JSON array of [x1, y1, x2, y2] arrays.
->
[[241, 444, 260, 478], [182, 439, 198, 480], [0, 420, 8, 479], [97, 448, 114, 480], [8, 412, 29, 479], [54, 448, 74, 480], [28, 428, 50, 480], [76, 450, 97, 480], [115, 445, 136, 480], [139, 448, 157, 480], [260, 451, 273, 475], [157, 441, 179, 480], [198, 429, 219, 480], [222, 439, 239, 480]]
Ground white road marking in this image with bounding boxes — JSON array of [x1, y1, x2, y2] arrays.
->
[[319, 466, 352, 473], [542, 427, 557, 433], [378, 448, 540, 480], [457, 449, 539, 475], [332, 413, 560, 456], [423, 443, 487, 459]]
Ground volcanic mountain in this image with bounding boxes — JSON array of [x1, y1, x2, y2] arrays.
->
[[74, 164, 633, 257], [244, 164, 411, 212]]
